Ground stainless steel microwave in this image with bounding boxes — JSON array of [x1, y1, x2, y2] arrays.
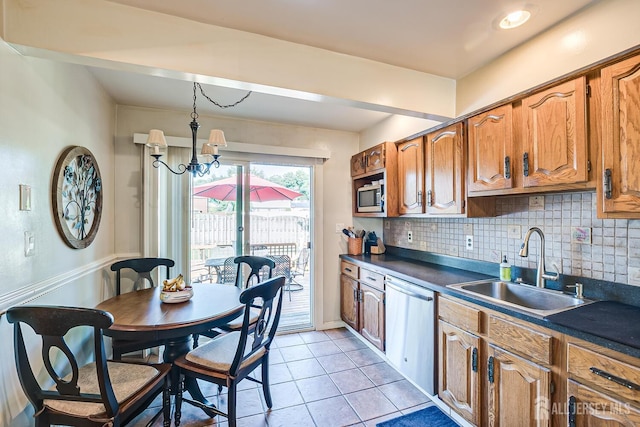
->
[[357, 184, 384, 212]]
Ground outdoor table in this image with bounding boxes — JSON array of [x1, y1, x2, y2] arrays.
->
[[204, 257, 229, 283]]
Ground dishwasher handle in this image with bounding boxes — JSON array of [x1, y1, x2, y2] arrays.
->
[[385, 277, 434, 301]]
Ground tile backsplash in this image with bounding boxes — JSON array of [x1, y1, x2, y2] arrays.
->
[[384, 192, 640, 286]]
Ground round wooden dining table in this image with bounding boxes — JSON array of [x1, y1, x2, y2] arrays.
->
[[95, 283, 243, 412]]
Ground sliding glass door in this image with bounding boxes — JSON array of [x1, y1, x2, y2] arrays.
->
[[190, 161, 313, 331]]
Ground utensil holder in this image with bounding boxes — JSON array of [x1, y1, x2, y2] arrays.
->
[[347, 237, 363, 255]]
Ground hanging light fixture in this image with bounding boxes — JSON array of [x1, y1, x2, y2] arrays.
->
[[146, 82, 251, 177]]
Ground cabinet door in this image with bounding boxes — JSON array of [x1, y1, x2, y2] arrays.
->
[[601, 54, 640, 214], [397, 137, 424, 214], [467, 104, 514, 194], [340, 274, 359, 330], [487, 344, 551, 427], [438, 320, 481, 425], [365, 143, 386, 173], [425, 122, 465, 215], [359, 283, 385, 351], [522, 76, 588, 188], [351, 153, 366, 177], [567, 379, 640, 427]]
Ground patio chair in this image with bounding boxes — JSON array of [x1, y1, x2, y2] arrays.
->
[[289, 247, 309, 290], [6, 305, 171, 427], [173, 276, 286, 427], [270, 254, 297, 301]]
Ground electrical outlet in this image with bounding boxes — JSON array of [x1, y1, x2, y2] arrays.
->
[[507, 225, 521, 239], [407, 231, 413, 243], [465, 235, 473, 250]]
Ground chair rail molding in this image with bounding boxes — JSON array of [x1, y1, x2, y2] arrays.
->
[[0, 255, 118, 315]]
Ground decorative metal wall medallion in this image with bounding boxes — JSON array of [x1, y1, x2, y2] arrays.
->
[[52, 146, 103, 249]]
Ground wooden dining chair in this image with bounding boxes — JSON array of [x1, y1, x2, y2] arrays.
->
[[109, 257, 175, 359], [6, 305, 172, 427], [173, 275, 286, 427], [194, 256, 275, 347]]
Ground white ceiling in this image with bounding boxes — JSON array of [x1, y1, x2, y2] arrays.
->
[[87, 0, 599, 132]]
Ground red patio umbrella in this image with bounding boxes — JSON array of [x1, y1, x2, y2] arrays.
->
[[193, 174, 302, 202]]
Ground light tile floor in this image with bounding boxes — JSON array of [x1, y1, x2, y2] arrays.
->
[[130, 328, 436, 427]]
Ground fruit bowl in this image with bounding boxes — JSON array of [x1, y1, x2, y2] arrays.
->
[[159, 287, 193, 304]]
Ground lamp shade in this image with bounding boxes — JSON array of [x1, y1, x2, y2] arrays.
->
[[146, 129, 167, 147], [208, 129, 227, 147]]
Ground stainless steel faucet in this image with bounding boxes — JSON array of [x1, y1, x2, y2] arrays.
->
[[518, 227, 559, 288]]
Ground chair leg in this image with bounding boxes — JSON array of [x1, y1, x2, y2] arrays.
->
[[175, 374, 184, 427], [162, 377, 171, 427], [228, 382, 238, 427], [261, 357, 273, 408]]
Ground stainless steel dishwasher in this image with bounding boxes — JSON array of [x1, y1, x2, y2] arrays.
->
[[385, 275, 436, 395]]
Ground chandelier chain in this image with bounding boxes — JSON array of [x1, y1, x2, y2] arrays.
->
[[196, 82, 252, 109]]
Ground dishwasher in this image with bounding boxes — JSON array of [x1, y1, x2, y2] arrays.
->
[[385, 275, 436, 395]]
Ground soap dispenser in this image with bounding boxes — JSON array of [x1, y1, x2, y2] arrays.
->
[[500, 255, 512, 282]]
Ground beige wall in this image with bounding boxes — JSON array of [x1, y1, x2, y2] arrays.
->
[[0, 38, 116, 426], [457, 0, 640, 115], [114, 105, 359, 328]]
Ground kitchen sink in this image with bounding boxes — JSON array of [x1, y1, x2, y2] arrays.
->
[[448, 280, 593, 317]]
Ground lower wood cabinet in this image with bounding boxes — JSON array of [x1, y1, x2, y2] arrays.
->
[[487, 344, 551, 427], [340, 273, 359, 330], [567, 379, 640, 426], [438, 295, 640, 427], [339, 260, 385, 351], [438, 319, 481, 425], [359, 282, 385, 351], [438, 295, 557, 426]]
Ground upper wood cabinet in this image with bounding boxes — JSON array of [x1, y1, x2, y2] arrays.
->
[[397, 137, 424, 215], [467, 104, 514, 194], [425, 122, 465, 215], [352, 142, 399, 217], [351, 142, 388, 177], [599, 53, 640, 218], [522, 76, 588, 188]]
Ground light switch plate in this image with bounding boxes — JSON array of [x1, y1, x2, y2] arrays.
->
[[19, 184, 31, 211], [335, 223, 344, 233], [463, 223, 473, 234], [419, 241, 427, 250], [429, 223, 437, 232], [384, 220, 390, 230], [507, 225, 521, 239], [571, 227, 592, 244], [24, 231, 35, 257]]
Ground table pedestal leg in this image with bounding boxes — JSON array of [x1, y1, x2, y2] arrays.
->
[[163, 335, 218, 417]]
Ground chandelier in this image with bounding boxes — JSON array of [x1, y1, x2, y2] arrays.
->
[[145, 82, 251, 177]]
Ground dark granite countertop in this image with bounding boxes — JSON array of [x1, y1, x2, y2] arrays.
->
[[340, 252, 640, 359]]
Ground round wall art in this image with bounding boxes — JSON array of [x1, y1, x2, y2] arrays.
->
[[52, 146, 103, 249]]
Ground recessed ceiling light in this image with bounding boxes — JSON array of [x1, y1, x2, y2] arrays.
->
[[499, 10, 531, 29]]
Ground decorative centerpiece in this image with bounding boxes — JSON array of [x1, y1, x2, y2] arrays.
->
[[160, 274, 193, 304]]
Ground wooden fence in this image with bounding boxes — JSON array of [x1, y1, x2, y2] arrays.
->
[[191, 212, 310, 260]]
